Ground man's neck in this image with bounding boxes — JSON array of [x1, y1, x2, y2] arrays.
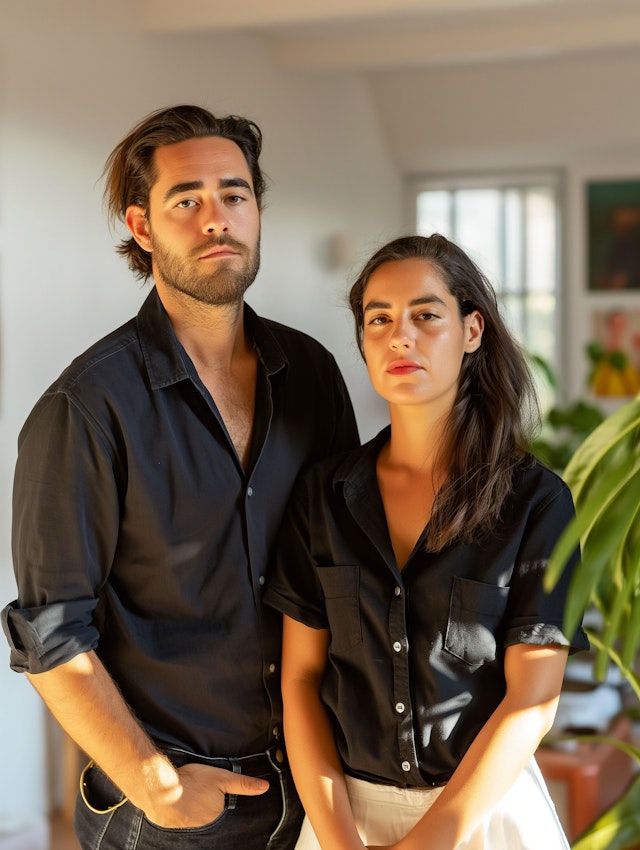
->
[[156, 283, 249, 373], [156, 283, 259, 467]]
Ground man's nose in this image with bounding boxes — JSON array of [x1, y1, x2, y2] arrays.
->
[[202, 201, 229, 234]]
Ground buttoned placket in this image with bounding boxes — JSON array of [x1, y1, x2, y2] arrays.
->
[[244, 366, 286, 743], [388, 581, 422, 784]]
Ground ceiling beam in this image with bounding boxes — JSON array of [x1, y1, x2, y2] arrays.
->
[[137, 0, 556, 33], [266, 7, 640, 69]]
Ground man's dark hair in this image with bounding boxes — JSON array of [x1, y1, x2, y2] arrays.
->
[[103, 104, 266, 280]]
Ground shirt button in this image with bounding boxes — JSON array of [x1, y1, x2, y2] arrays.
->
[[275, 749, 285, 764], [402, 761, 411, 772], [393, 641, 402, 652], [394, 587, 402, 597], [247, 486, 253, 496], [259, 575, 266, 586], [269, 663, 276, 673], [395, 702, 405, 714], [272, 725, 280, 738]]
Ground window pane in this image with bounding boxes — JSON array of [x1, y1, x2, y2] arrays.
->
[[526, 188, 556, 293], [524, 292, 556, 362], [504, 190, 524, 295], [501, 294, 524, 343], [455, 190, 502, 285], [417, 191, 451, 236], [413, 176, 560, 389]]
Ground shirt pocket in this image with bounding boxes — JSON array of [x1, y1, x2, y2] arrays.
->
[[444, 576, 509, 668], [316, 565, 362, 653]]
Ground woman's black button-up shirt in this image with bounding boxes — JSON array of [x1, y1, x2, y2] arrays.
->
[[265, 428, 589, 788]]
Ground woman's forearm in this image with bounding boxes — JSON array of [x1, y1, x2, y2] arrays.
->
[[284, 674, 365, 850], [281, 617, 365, 850], [391, 645, 567, 850]]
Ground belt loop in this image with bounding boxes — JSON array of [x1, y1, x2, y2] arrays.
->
[[226, 757, 241, 811]]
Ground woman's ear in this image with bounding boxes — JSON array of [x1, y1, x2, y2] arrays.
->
[[125, 205, 152, 253], [464, 311, 484, 353]]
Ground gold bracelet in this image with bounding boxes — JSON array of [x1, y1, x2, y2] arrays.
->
[[79, 760, 129, 814]]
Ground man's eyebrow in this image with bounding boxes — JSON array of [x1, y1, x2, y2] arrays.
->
[[163, 177, 253, 204], [363, 295, 446, 312]]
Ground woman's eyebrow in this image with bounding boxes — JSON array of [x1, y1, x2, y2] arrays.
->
[[364, 295, 446, 313]]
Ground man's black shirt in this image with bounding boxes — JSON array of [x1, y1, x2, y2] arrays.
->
[[3, 288, 359, 757]]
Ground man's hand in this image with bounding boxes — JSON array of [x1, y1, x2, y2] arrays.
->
[[144, 763, 269, 828]]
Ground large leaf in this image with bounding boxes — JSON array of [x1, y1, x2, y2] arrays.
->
[[545, 395, 640, 666], [539, 395, 640, 848], [562, 394, 640, 504], [572, 772, 640, 850]]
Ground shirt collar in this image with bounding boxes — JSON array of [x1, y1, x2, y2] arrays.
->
[[333, 426, 390, 494], [333, 426, 398, 571], [136, 287, 288, 391]]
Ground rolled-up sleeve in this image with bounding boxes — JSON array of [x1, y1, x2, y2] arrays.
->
[[505, 481, 590, 654], [4, 388, 120, 673], [2, 598, 100, 673]]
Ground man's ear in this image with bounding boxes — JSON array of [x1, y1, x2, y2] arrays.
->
[[125, 205, 152, 252]]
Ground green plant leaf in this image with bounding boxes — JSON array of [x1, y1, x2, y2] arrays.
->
[[562, 395, 640, 505], [546, 405, 640, 645], [622, 580, 640, 670], [586, 631, 640, 703], [529, 353, 558, 389], [571, 772, 640, 850]]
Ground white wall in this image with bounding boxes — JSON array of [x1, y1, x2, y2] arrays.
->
[[367, 47, 640, 400], [0, 0, 398, 825]]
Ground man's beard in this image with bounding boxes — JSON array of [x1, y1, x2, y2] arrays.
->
[[150, 232, 261, 307]]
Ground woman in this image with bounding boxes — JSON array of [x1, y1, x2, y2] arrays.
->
[[265, 234, 588, 850]]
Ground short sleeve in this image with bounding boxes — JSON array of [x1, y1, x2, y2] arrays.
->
[[505, 479, 589, 654], [264, 475, 329, 630]]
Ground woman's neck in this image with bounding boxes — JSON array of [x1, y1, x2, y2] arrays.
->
[[384, 403, 448, 475]]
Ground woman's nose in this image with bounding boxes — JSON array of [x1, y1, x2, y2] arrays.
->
[[390, 321, 414, 349]]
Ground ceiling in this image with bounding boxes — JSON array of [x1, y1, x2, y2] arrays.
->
[[136, 0, 640, 71]]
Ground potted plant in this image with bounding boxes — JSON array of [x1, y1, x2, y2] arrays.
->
[[545, 392, 640, 850]]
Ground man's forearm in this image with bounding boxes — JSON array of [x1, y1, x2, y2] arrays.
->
[[26, 650, 181, 817]]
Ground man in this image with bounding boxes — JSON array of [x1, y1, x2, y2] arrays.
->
[[2, 105, 359, 849]]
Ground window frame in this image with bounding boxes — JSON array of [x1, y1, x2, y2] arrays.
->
[[406, 169, 566, 391]]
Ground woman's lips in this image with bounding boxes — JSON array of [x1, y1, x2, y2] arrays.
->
[[387, 360, 422, 375]]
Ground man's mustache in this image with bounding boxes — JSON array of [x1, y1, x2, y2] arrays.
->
[[194, 235, 247, 255]]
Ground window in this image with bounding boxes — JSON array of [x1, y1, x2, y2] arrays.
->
[[412, 173, 562, 397]]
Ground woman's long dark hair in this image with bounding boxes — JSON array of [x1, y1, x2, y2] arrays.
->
[[349, 234, 540, 551]]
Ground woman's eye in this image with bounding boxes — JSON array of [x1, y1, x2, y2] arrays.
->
[[416, 312, 436, 321], [369, 316, 389, 325]]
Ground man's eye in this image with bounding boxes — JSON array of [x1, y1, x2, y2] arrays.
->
[[226, 195, 245, 204], [176, 199, 197, 209]]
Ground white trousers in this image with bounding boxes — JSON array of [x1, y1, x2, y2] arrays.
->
[[295, 759, 569, 850]]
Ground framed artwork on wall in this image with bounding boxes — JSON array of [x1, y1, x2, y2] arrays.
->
[[587, 178, 640, 291], [586, 308, 640, 399]]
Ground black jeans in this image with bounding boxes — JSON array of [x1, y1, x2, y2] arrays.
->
[[74, 745, 304, 850]]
